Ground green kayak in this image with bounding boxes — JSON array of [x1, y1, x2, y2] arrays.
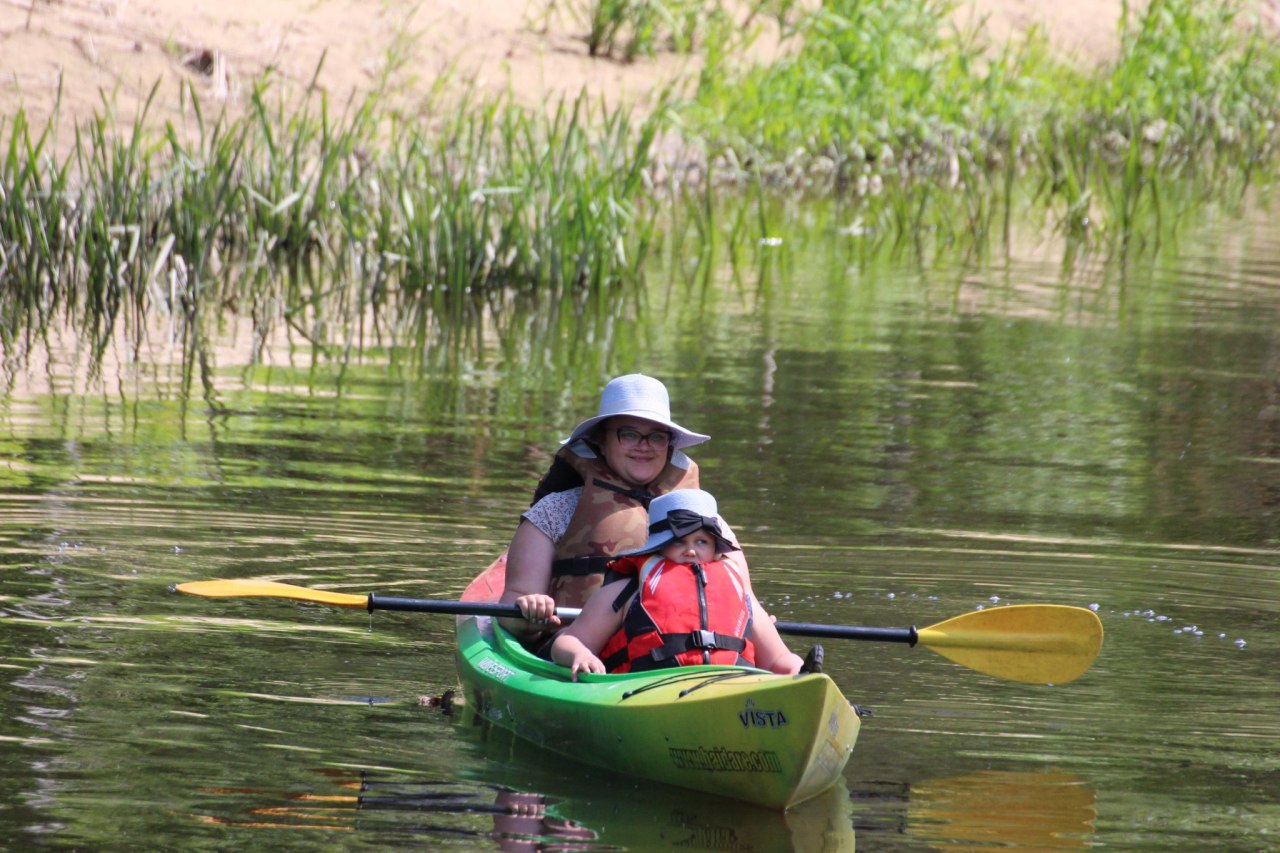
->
[[455, 556, 861, 810]]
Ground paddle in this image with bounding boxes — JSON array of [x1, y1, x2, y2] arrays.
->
[[175, 579, 1102, 684]]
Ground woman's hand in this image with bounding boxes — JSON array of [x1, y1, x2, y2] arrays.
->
[[498, 520, 557, 639], [514, 593, 561, 629]]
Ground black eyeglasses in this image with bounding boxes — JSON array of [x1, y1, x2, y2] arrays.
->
[[614, 427, 673, 448]]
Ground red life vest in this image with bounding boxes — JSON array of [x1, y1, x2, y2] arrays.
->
[[599, 555, 756, 673], [546, 446, 699, 609]]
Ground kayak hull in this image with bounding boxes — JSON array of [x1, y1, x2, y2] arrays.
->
[[455, 556, 860, 809]]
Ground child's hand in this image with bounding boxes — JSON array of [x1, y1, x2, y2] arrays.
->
[[514, 593, 561, 629], [568, 650, 605, 681]]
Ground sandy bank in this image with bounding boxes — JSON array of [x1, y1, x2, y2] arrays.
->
[[2, 0, 1148, 137]]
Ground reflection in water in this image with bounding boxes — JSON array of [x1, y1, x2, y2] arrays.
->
[[473, 773, 856, 852], [907, 770, 1096, 851], [194, 775, 362, 832], [188, 760, 1097, 851], [460, 713, 856, 852], [194, 768, 601, 847], [190, 764, 856, 852], [486, 790, 599, 852], [0, 275, 646, 416]]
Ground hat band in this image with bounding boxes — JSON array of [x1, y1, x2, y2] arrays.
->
[[650, 509, 732, 553]]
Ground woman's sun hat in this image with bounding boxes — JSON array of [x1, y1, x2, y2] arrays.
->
[[563, 374, 710, 450], [617, 489, 736, 556]]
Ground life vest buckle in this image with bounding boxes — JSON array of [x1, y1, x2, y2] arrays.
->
[[691, 630, 719, 650]]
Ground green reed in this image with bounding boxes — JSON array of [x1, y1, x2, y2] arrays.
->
[[0, 77, 664, 369], [552, 0, 738, 60], [1020, 0, 1280, 246], [685, 0, 1280, 251], [688, 0, 1009, 181]]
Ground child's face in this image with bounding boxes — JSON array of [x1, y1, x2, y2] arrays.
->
[[660, 531, 718, 564]]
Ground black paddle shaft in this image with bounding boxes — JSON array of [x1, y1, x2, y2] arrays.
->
[[775, 622, 919, 645], [367, 594, 583, 620], [368, 594, 918, 645]]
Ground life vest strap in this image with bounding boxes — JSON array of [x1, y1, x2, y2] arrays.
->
[[591, 478, 656, 506], [610, 577, 640, 612], [649, 630, 748, 662], [550, 555, 610, 578]]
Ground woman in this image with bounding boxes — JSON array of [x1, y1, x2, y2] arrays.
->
[[498, 374, 734, 644]]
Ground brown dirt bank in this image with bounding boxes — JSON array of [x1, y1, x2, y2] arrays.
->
[[2, 0, 1156, 138]]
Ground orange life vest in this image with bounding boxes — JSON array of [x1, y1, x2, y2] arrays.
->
[[599, 555, 756, 673], [547, 446, 699, 609]]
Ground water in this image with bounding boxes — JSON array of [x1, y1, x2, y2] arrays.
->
[[2, 203, 1279, 850]]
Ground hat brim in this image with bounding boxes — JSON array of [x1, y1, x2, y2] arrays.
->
[[614, 530, 677, 558], [615, 525, 737, 558], [562, 413, 709, 450]]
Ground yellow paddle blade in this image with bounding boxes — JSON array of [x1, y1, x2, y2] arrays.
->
[[916, 604, 1103, 684], [175, 579, 370, 608]]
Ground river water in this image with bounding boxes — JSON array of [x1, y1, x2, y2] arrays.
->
[[2, 200, 1278, 850]]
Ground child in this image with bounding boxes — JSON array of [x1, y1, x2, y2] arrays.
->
[[550, 489, 806, 679]]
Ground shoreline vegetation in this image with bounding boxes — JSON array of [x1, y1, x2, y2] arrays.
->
[[2, 0, 1279, 379]]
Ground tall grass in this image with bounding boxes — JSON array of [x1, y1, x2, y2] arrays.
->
[[547, 0, 740, 60], [0, 78, 664, 372], [691, 0, 1280, 172], [1099, 0, 1280, 157], [1011, 0, 1280, 252], [687, 0, 1050, 182], [685, 0, 1280, 250]]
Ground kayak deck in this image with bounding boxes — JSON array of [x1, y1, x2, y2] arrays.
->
[[455, 555, 861, 809]]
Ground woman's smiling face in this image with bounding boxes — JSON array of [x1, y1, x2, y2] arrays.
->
[[598, 416, 671, 487]]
